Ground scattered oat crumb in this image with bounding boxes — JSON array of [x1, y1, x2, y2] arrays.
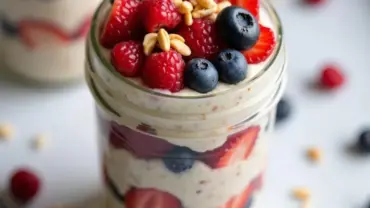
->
[[292, 187, 310, 201], [33, 134, 47, 150], [0, 123, 14, 140], [307, 147, 322, 163]]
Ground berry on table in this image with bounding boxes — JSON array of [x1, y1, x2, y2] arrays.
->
[[100, 0, 143, 48], [140, 0, 182, 32], [111, 41, 144, 77], [216, 6, 260, 51], [142, 50, 185, 92], [276, 98, 292, 123], [357, 129, 370, 153], [9, 168, 41, 204], [213, 49, 248, 84], [319, 65, 345, 89], [162, 146, 197, 173], [178, 19, 223, 59], [242, 24, 276, 64], [184, 58, 219, 93]]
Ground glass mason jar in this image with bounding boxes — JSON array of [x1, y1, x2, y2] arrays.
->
[[0, 0, 101, 83], [86, 0, 287, 207]]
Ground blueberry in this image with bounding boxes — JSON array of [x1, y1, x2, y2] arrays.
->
[[1, 16, 19, 36], [276, 98, 292, 123], [162, 146, 196, 173], [216, 6, 260, 50], [184, 58, 218, 93], [357, 129, 370, 152], [214, 49, 248, 84]]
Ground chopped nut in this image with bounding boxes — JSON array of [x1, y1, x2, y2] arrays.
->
[[179, 1, 194, 14], [217, 1, 231, 13], [307, 147, 322, 163], [143, 33, 158, 55], [208, 13, 218, 21], [33, 134, 47, 150], [192, 6, 217, 18], [189, 0, 198, 6], [169, 34, 185, 42], [0, 123, 14, 140], [173, 0, 183, 7], [197, 0, 217, 9], [292, 187, 310, 201], [184, 12, 194, 26], [193, 4, 202, 12], [170, 39, 191, 56], [158, 29, 171, 52]]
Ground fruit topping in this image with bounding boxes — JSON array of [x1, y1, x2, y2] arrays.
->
[[276, 98, 292, 123], [242, 24, 275, 64], [162, 146, 197, 173], [220, 182, 254, 208], [178, 18, 223, 59], [142, 50, 185, 92], [100, 0, 143, 48], [229, 0, 259, 19], [202, 126, 260, 169], [184, 58, 219, 93], [140, 0, 182, 32], [357, 129, 370, 153], [125, 188, 182, 208], [214, 49, 248, 84], [216, 6, 260, 51], [319, 64, 345, 89], [111, 41, 144, 77], [9, 168, 41, 204]]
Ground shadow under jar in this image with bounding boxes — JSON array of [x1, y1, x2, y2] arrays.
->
[[86, 0, 287, 207]]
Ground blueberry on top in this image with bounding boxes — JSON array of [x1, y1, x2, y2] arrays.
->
[[358, 129, 370, 153], [216, 6, 260, 51], [162, 146, 197, 174], [214, 49, 248, 84], [184, 58, 219, 93], [276, 98, 292, 123]]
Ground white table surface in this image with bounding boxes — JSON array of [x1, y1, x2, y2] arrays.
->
[[1, 0, 370, 207]]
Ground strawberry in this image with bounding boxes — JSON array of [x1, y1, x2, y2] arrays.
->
[[142, 50, 185, 92], [252, 173, 264, 191], [243, 24, 275, 64], [19, 20, 69, 49], [125, 188, 182, 208], [229, 0, 259, 19], [100, 0, 143, 48], [319, 64, 345, 89], [220, 182, 254, 208], [70, 15, 92, 40], [109, 122, 174, 158], [111, 41, 144, 77], [177, 19, 223, 59], [202, 126, 260, 169], [140, 0, 182, 32], [9, 168, 41, 204]]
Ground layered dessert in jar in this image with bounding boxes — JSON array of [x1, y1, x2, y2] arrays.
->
[[0, 0, 101, 83], [85, 0, 286, 207]]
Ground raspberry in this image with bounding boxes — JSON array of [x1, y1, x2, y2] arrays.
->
[[319, 64, 345, 89], [140, 0, 182, 32], [178, 19, 223, 59], [142, 50, 185, 92], [305, 0, 325, 5], [111, 41, 144, 77], [9, 168, 41, 203]]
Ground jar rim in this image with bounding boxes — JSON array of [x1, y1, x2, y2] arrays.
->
[[89, 0, 284, 99]]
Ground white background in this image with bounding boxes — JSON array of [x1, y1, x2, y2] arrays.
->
[[0, 0, 370, 207]]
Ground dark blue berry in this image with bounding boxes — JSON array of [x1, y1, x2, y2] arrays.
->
[[214, 49, 248, 84], [357, 129, 370, 153], [184, 58, 218, 93], [162, 146, 196, 174], [276, 98, 292, 123], [1, 16, 19, 36], [216, 6, 260, 51]]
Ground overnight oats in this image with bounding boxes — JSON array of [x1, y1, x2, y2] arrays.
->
[[86, 0, 286, 207], [0, 0, 101, 83]]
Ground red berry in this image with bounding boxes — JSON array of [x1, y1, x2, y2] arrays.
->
[[111, 41, 144, 77], [140, 0, 182, 32], [142, 50, 185, 92], [319, 65, 345, 89], [9, 168, 41, 203], [242, 24, 276, 64], [230, 0, 259, 19], [178, 19, 223, 59], [305, 0, 325, 5], [125, 188, 182, 208], [100, 0, 143, 48]]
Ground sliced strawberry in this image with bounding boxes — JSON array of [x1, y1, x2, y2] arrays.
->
[[252, 173, 264, 191], [125, 188, 182, 208], [202, 126, 260, 169], [100, 0, 143, 48], [243, 24, 276, 64], [230, 0, 259, 19], [19, 20, 69, 49], [220, 182, 254, 208], [70, 15, 92, 40]]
